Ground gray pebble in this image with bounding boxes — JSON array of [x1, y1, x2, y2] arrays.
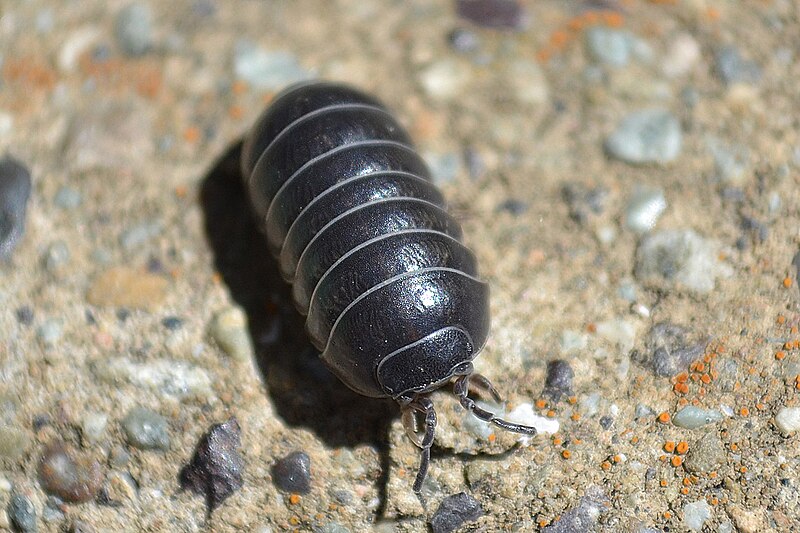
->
[[272, 451, 311, 494], [40, 498, 63, 523], [80, 412, 108, 445], [635, 229, 732, 294], [684, 432, 725, 473], [122, 407, 170, 451], [585, 26, 634, 67], [42, 241, 70, 272], [637, 322, 706, 377], [448, 28, 481, 54], [36, 319, 63, 346], [634, 404, 654, 420], [707, 138, 750, 185], [8, 493, 37, 532], [423, 152, 462, 186], [561, 182, 608, 225], [430, 492, 483, 533], [605, 109, 682, 165], [233, 42, 311, 91], [672, 406, 723, 429], [54, 186, 82, 209], [114, 3, 154, 56], [715, 46, 761, 86], [0, 156, 32, 261], [119, 221, 162, 250], [624, 186, 666, 234], [108, 445, 130, 468], [542, 486, 607, 532]]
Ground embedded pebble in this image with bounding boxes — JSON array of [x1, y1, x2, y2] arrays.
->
[[114, 3, 154, 56], [0, 425, 30, 459], [707, 138, 750, 185], [8, 493, 37, 532], [605, 110, 682, 165], [59, 27, 102, 72], [38, 442, 103, 503], [585, 27, 634, 67], [672, 406, 724, 429], [638, 322, 706, 377], [542, 486, 606, 533], [121, 406, 170, 451], [0, 156, 32, 261], [715, 45, 761, 85], [684, 432, 725, 473], [54, 186, 82, 209], [418, 60, 471, 101], [624, 186, 666, 234], [272, 451, 312, 494], [65, 103, 154, 171], [93, 357, 213, 399], [80, 412, 108, 444], [36, 319, 63, 346], [208, 307, 253, 362], [429, 492, 482, 533], [87, 267, 168, 310], [104, 471, 138, 504], [683, 500, 712, 531], [542, 360, 574, 402], [455, 0, 525, 30], [774, 407, 800, 433], [233, 42, 311, 90], [661, 33, 701, 78], [448, 28, 481, 54], [561, 182, 608, 225], [595, 319, 637, 353], [42, 241, 70, 272], [119, 221, 162, 250], [635, 229, 732, 294], [179, 418, 244, 512]]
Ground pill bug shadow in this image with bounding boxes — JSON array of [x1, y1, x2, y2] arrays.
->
[[199, 141, 396, 452]]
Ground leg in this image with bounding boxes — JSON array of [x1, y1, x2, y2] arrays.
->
[[400, 396, 437, 493], [453, 375, 537, 435], [468, 373, 503, 403]]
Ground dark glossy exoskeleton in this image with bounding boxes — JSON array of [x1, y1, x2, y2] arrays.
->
[[241, 81, 536, 492]]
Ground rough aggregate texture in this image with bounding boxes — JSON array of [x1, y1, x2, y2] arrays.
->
[[1, 1, 799, 531]]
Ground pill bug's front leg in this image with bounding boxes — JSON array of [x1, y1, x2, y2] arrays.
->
[[400, 395, 437, 493]]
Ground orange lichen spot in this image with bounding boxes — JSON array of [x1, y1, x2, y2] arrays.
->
[[567, 17, 586, 32], [573, 438, 582, 445], [710, 497, 719, 505], [756, 403, 766, 411], [232, 80, 248, 95], [612, 454, 622, 463], [211, 272, 222, 284], [664, 511, 672, 519], [583, 11, 601, 25], [586, 323, 597, 334], [2, 57, 57, 90], [488, 433, 497, 443], [229, 105, 244, 120], [664, 441, 676, 453], [677, 398, 689, 408], [674, 382, 689, 395], [695, 362, 706, 373], [657, 412, 671, 424], [777, 315, 786, 325], [680, 487, 689, 495], [792, 326, 799, 335], [570, 413, 581, 422], [776, 351, 786, 361], [676, 441, 689, 455], [549, 30, 572, 50], [561, 450, 572, 460], [671, 456, 683, 468], [700, 374, 711, 384], [135, 69, 163, 99], [784, 341, 793, 351], [675, 372, 689, 383], [174, 185, 188, 199], [705, 7, 721, 20], [630, 436, 639, 445], [709, 471, 718, 479], [183, 126, 201, 143], [600, 460, 611, 471], [289, 516, 300, 525], [682, 477, 692, 486], [795, 381, 800, 391], [536, 48, 553, 64], [568, 396, 578, 405], [730, 443, 739, 452], [659, 454, 667, 462], [659, 479, 667, 487], [739, 407, 750, 417], [537, 520, 550, 528], [602, 11, 625, 28], [552, 436, 563, 446], [535, 399, 547, 410], [739, 466, 748, 473], [783, 277, 793, 288], [289, 494, 301, 505], [547, 409, 557, 418]]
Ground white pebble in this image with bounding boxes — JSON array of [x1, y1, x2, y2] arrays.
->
[[418, 59, 470, 100], [775, 407, 800, 433], [506, 403, 559, 437], [662, 33, 701, 78], [683, 500, 712, 531]]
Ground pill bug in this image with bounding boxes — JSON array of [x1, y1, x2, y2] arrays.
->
[[241, 81, 536, 492]]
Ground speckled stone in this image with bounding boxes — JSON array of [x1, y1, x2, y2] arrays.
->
[[684, 432, 725, 473], [429, 492, 482, 533], [38, 442, 103, 503], [271, 451, 312, 494], [605, 109, 682, 165], [8, 493, 37, 532]]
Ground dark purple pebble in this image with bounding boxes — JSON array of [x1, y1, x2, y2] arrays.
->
[[161, 316, 183, 330], [635, 322, 707, 378], [0, 156, 32, 261], [179, 417, 244, 512], [542, 360, 574, 402], [430, 492, 483, 533], [271, 450, 311, 495], [456, 0, 526, 30], [15, 306, 34, 325], [37, 442, 103, 504]]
